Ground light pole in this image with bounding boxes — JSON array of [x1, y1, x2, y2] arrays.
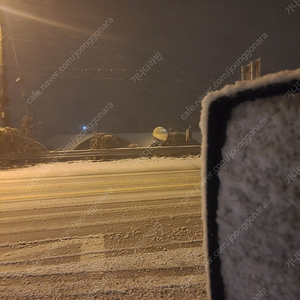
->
[[0, 19, 10, 127]]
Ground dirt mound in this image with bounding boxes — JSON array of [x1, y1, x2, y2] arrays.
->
[[0, 127, 46, 155], [162, 132, 199, 146], [90, 133, 131, 149]]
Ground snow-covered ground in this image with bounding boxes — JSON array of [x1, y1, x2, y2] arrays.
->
[[0, 156, 205, 300], [0, 156, 201, 179]]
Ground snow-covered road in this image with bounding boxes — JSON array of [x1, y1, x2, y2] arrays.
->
[[0, 157, 207, 299]]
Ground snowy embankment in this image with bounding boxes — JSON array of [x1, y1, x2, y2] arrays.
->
[[0, 156, 201, 180]]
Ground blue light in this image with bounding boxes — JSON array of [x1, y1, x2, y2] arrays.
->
[[82, 126, 87, 130]]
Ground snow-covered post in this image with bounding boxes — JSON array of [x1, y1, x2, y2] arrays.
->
[[200, 68, 300, 300]]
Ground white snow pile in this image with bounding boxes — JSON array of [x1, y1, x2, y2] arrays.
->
[[200, 68, 300, 300]]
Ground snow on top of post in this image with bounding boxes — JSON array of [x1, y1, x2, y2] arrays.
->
[[200, 67, 300, 138], [200, 67, 300, 190]]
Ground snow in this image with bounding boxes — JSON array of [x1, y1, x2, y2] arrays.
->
[[0, 156, 205, 299], [200, 68, 300, 300], [0, 247, 201, 278], [0, 156, 200, 180], [218, 94, 300, 300]]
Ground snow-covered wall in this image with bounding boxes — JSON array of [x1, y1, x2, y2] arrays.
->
[[200, 68, 300, 300]]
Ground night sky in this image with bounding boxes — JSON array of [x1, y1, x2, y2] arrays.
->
[[2, 0, 300, 143]]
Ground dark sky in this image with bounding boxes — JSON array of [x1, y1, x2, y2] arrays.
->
[[3, 0, 300, 143]]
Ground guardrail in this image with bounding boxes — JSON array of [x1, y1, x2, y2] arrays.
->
[[0, 145, 200, 163]]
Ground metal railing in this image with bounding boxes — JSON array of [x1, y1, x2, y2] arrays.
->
[[0, 145, 200, 163]]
